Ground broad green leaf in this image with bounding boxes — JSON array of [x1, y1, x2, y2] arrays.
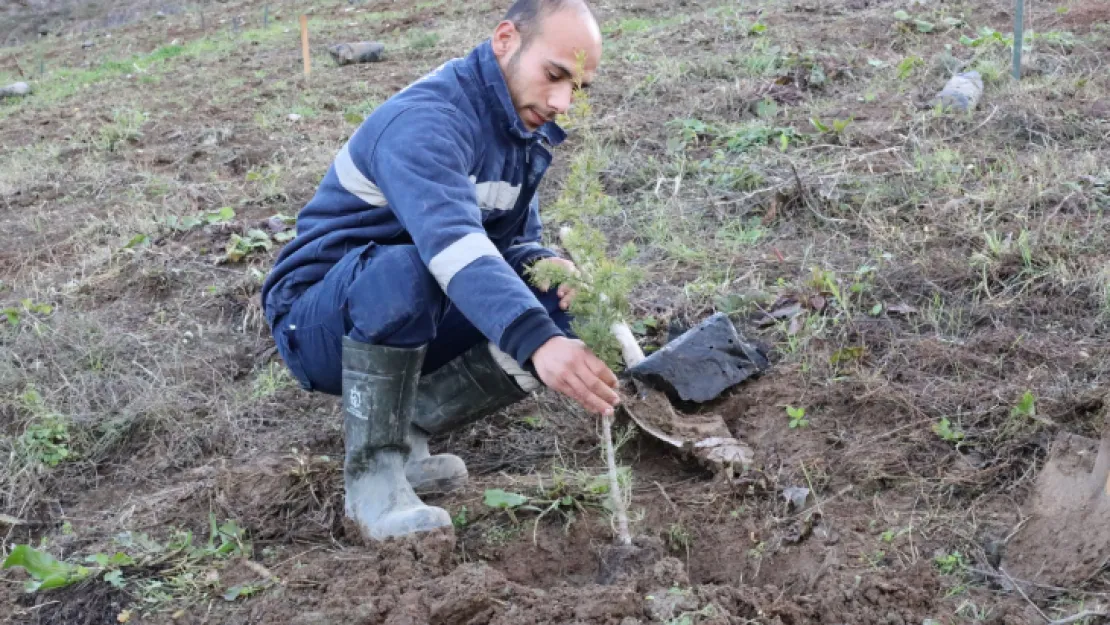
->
[[893, 10, 911, 21], [206, 206, 235, 224], [223, 584, 260, 601], [915, 19, 935, 33], [85, 552, 134, 567], [754, 97, 778, 119], [830, 346, 865, 364], [959, 34, 977, 46], [103, 569, 125, 588], [942, 17, 965, 27], [273, 231, 295, 243], [484, 489, 529, 509], [2, 544, 92, 592], [1012, 390, 1036, 417], [870, 303, 884, 316], [123, 234, 149, 249]]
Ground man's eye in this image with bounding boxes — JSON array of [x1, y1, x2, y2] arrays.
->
[[546, 71, 559, 81]]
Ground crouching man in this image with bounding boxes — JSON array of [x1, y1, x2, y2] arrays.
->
[[260, 0, 620, 542]]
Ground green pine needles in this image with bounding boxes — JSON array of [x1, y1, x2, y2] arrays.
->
[[527, 51, 642, 371]]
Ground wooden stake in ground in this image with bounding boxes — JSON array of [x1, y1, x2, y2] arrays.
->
[[1012, 0, 1024, 79], [299, 15, 311, 78]]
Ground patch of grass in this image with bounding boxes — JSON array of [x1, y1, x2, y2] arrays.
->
[[2, 514, 263, 614], [15, 386, 77, 469], [407, 31, 441, 50], [602, 15, 685, 36], [343, 98, 381, 125], [251, 362, 294, 399], [95, 108, 148, 152]]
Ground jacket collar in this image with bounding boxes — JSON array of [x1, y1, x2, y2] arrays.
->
[[472, 39, 567, 147]]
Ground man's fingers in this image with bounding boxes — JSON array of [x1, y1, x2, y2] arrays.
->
[[577, 368, 620, 408], [560, 373, 604, 415], [586, 357, 619, 389], [564, 371, 615, 416]]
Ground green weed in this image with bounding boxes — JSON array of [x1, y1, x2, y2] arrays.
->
[[16, 387, 74, 468], [163, 206, 235, 232], [96, 109, 148, 152], [225, 230, 275, 263], [2, 514, 257, 614], [785, 405, 809, 429], [934, 550, 968, 575], [932, 417, 965, 445], [2, 299, 53, 327], [408, 31, 441, 50]]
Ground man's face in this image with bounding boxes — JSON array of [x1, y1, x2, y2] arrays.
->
[[492, 8, 602, 131]]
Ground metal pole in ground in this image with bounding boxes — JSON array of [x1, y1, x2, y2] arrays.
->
[[1012, 0, 1025, 79]]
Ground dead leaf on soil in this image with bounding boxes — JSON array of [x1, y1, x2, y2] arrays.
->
[[787, 315, 803, 336], [757, 301, 803, 326]]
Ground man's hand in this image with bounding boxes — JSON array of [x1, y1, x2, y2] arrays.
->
[[531, 336, 620, 416], [533, 257, 578, 311]]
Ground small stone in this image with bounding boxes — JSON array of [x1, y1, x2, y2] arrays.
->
[[287, 113, 302, 122], [155, 11, 167, 19], [929, 71, 984, 113], [0, 82, 32, 98], [82, 40, 95, 49], [783, 486, 810, 511], [328, 41, 386, 65]]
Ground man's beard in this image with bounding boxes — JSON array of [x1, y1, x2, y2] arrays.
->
[[503, 48, 529, 122]]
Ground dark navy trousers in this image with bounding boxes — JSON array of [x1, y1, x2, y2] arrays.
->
[[272, 243, 573, 396]]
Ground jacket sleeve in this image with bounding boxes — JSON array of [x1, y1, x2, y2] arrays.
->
[[363, 106, 564, 366], [502, 194, 558, 277]]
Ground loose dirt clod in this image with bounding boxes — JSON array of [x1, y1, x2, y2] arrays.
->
[[1003, 413, 1110, 591]]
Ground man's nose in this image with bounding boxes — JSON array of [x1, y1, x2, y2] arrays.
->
[[548, 83, 573, 115]]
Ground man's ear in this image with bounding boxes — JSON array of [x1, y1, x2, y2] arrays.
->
[[491, 20, 520, 58]]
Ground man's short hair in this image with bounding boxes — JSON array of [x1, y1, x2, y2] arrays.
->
[[502, 0, 587, 49]]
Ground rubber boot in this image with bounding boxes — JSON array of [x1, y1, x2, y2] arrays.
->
[[342, 336, 452, 541], [404, 342, 537, 494]]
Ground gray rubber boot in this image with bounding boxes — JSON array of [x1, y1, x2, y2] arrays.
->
[[342, 336, 453, 541], [404, 342, 536, 494]]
